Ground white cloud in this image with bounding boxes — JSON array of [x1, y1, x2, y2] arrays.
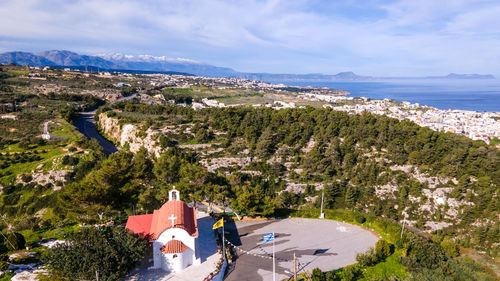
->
[[0, 0, 498, 75]]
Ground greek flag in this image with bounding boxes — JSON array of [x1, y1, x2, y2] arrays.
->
[[263, 232, 274, 243]]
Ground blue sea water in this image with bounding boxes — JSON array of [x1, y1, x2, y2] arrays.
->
[[275, 79, 500, 112]]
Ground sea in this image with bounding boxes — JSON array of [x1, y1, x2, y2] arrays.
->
[[273, 79, 500, 112]]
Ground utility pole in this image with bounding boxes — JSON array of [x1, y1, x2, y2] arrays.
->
[[273, 233, 275, 281], [95, 270, 99, 281], [400, 219, 406, 238], [319, 189, 325, 219], [222, 218, 226, 261], [293, 252, 297, 281]]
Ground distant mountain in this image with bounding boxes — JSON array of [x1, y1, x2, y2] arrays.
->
[[0, 51, 56, 66], [0, 50, 495, 81], [0, 50, 235, 77], [36, 50, 119, 69], [235, 71, 373, 82], [426, 73, 496, 79], [96, 53, 237, 77]]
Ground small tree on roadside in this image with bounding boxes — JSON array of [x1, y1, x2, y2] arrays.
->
[[375, 239, 392, 260]]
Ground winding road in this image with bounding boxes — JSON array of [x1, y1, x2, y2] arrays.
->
[[73, 95, 138, 155], [73, 111, 118, 156]]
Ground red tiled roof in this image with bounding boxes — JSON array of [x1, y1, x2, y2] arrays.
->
[[149, 200, 198, 239], [125, 214, 153, 238], [160, 239, 188, 254]]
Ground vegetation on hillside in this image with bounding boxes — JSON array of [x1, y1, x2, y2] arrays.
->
[[0, 65, 498, 280]]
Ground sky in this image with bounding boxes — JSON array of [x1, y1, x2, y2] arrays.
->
[[0, 0, 499, 76]]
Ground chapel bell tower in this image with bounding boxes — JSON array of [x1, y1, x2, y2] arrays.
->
[[169, 187, 180, 201]]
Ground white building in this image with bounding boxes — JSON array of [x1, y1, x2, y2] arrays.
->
[[126, 188, 201, 272]]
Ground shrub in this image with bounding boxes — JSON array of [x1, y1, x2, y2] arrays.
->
[[356, 247, 378, 267], [5, 232, 26, 251], [401, 234, 447, 270], [354, 214, 366, 224], [375, 239, 392, 260], [311, 268, 326, 281], [43, 227, 147, 281], [20, 173, 32, 183], [441, 239, 460, 258], [341, 265, 361, 281], [0, 261, 9, 271]]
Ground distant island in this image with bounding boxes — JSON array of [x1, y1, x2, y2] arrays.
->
[[0, 50, 495, 81], [426, 73, 496, 79]]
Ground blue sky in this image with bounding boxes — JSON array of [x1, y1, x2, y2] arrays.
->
[[0, 0, 499, 76]]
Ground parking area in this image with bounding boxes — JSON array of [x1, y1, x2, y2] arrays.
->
[[225, 218, 379, 281]]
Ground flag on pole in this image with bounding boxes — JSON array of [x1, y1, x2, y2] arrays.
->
[[263, 232, 274, 243], [212, 218, 224, 229]]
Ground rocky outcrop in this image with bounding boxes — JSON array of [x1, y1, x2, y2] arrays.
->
[[97, 113, 163, 156]]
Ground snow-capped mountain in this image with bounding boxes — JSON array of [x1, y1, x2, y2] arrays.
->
[[0, 50, 236, 77], [97, 53, 202, 64]]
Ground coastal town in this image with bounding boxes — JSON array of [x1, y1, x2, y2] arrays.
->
[[319, 96, 500, 144], [142, 73, 500, 145], [3, 67, 498, 146]]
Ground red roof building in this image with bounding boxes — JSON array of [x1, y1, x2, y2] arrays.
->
[[125, 188, 200, 272], [125, 214, 153, 238]]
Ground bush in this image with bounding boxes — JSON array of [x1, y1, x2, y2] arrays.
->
[[0, 261, 8, 271], [354, 214, 366, 224], [20, 173, 32, 183], [356, 247, 378, 267], [375, 239, 392, 260], [341, 265, 361, 281], [311, 268, 326, 281], [44, 227, 147, 281], [61, 155, 79, 166], [401, 234, 447, 271], [441, 240, 460, 258], [5, 232, 26, 251]]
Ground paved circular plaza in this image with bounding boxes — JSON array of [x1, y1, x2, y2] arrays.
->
[[225, 218, 379, 281]]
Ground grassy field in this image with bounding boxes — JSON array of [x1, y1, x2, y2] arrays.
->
[[216, 94, 274, 105], [50, 120, 82, 143], [7, 69, 29, 75], [0, 120, 83, 185], [164, 86, 263, 100], [216, 92, 329, 108], [0, 147, 65, 185]]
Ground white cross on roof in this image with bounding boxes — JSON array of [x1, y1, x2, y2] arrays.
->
[[168, 214, 177, 227]]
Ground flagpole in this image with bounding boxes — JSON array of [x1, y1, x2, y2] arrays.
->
[[222, 218, 226, 261], [273, 232, 275, 281]]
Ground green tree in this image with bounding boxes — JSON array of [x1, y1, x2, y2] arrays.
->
[[375, 239, 392, 260], [5, 232, 25, 251], [255, 127, 275, 157], [345, 186, 356, 209], [44, 227, 146, 281], [311, 268, 326, 281]]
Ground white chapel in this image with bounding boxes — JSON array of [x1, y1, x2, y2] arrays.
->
[[125, 188, 201, 272]]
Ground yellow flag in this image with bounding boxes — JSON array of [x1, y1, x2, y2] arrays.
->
[[212, 218, 224, 229]]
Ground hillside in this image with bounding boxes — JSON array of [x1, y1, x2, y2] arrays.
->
[[0, 65, 498, 280]]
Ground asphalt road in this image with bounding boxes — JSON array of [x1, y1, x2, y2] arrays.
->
[[74, 112, 118, 155], [224, 218, 379, 281]]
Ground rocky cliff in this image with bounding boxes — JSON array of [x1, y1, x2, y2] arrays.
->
[[97, 113, 163, 156]]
